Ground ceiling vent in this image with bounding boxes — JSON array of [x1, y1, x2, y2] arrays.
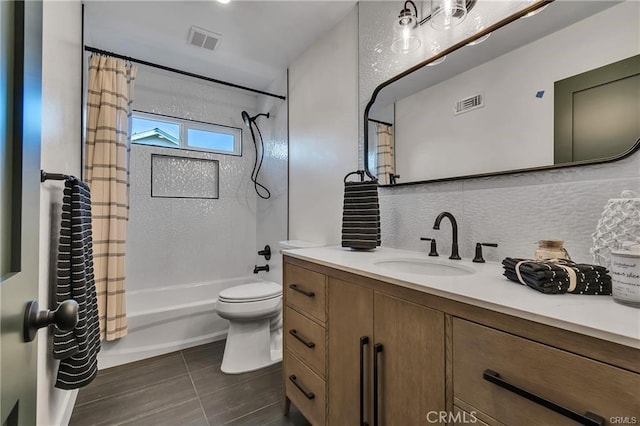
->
[[454, 94, 484, 115], [188, 26, 222, 51]]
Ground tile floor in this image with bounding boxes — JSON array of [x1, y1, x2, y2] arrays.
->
[[70, 340, 309, 426]]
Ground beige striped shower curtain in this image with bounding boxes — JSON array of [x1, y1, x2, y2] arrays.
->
[[85, 55, 137, 341], [376, 123, 394, 185]]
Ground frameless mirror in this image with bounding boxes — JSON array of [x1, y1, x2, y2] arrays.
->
[[364, 1, 640, 185]]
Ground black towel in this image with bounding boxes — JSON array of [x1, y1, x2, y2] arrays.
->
[[502, 257, 611, 295], [341, 179, 381, 250], [53, 178, 101, 389]]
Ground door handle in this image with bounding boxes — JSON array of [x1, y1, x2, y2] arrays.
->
[[23, 299, 79, 342], [373, 343, 383, 426], [360, 336, 370, 426]]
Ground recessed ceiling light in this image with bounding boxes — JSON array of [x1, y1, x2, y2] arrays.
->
[[217, 0, 231, 4]]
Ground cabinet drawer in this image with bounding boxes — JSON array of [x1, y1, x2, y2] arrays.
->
[[284, 306, 326, 377], [285, 350, 326, 426], [284, 264, 326, 323], [453, 318, 640, 425]]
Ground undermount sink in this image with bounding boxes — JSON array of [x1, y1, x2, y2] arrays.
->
[[373, 258, 475, 276]]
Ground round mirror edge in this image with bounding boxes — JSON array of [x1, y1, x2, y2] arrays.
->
[[363, 0, 554, 177], [377, 137, 640, 188]]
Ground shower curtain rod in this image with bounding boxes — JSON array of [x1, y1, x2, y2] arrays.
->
[[84, 46, 287, 101]]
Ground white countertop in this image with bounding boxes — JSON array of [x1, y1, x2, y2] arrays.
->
[[283, 246, 640, 349]]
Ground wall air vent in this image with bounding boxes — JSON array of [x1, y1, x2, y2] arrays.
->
[[188, 26, 222, 51], [454, 94, 484, 115]]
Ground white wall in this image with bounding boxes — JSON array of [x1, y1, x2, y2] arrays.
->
[[288, 5, 359, 245], [256, 74, 288, 283], [38, 0, 82, 424], [395, 2, 639, 181]]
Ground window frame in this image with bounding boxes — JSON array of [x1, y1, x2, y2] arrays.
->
[[131, 110, 243, 157]]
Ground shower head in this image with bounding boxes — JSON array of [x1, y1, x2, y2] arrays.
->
[[241, 111, 270, 127]]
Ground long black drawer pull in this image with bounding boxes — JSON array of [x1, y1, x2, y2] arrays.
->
[[289, 284, 315, 298], [289, 374, 315, 400], [482, 370, 605, 426], [289, 329, 315, 348], [373, 343, 383, 426], [360, 336, 370, 426]]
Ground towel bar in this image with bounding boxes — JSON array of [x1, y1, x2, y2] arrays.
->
[[40, 170, 71, 182]]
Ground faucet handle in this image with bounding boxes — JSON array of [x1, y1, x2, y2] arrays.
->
[[473, 243, 498, 263], [420, 237, 439, 257]]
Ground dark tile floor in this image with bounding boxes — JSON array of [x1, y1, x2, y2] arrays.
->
[[70, 341, 310, 426]]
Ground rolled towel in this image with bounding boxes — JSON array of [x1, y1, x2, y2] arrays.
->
[[341, 174, 381, 250], [502, 257, 611, 295]]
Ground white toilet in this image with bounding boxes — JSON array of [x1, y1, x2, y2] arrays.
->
[[216, 281, 283, 374], [216, 240, 321, 374]]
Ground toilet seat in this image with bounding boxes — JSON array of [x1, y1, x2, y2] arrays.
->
[[218, 282, 282, 303]]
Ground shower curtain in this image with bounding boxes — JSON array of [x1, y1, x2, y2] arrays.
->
[[85, 55, 137, 341], [376, 123, 394, 185]]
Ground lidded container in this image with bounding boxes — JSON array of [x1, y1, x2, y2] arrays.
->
[[535, 240, 571, 260], [610, 242, 640, 308]]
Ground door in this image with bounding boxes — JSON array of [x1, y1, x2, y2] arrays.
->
[[1, 1, 43, 425], [328, 278, 374, 425], [373, 292, 445, 425]]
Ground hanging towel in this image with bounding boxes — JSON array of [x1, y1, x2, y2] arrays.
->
[[502, 257, 611, 295], [53, 178, 101, 389], [342, 171, 381, 250]]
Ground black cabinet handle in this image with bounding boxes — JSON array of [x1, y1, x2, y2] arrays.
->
[[289, 329, 315, 348], [289, 284, 315, 298], [373, 343, 383, 426], [482, 370, 605, 426], [360, 336, 369, 426], [289, 374, 315, 400]]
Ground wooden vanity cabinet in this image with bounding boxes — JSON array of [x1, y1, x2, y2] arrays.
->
[[328, 278, 445, 425], [282, 256, 640, 426]]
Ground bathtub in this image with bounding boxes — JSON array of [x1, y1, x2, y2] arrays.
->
[[98, 277, 264, 369]]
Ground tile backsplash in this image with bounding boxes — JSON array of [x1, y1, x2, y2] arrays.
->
[[380, 152, 640, 264]]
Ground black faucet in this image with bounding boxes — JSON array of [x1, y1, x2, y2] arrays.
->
[[253, 264, 270, 274], [433, 212, 461, 260]]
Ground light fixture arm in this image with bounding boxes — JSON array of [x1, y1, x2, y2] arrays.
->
[[417, 0, 477, 27], [404, 0, 419, 21]]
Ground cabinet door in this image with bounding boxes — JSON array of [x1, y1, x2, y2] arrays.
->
[[374, 292, 445, 425], [328, 278, 374, 425]]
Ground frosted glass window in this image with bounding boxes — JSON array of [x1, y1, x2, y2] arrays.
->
[[151, 154, 219, 199]]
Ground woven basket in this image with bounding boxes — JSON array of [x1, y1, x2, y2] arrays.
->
[[591, 190, 640, 268]]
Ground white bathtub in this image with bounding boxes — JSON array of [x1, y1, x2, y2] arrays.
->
[[98, 277, 264, 369]]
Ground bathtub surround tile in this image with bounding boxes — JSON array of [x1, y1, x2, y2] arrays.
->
[[199, 367, 284, 425], [71, 343, 304, 426], [75, 352, 188, 406]]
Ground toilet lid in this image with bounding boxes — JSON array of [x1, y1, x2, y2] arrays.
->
[[218, 282, 282, 303]]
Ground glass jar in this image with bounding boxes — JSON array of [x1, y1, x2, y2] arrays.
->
[[535, 240, 571, 261]]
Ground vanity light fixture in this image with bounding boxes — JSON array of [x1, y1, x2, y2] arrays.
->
[[391, 1, 421, 53], [430, 0, 468, 30], [391, 0, 477, 54]]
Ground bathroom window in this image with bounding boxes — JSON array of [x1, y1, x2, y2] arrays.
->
[[132, 111, 242, 156]]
